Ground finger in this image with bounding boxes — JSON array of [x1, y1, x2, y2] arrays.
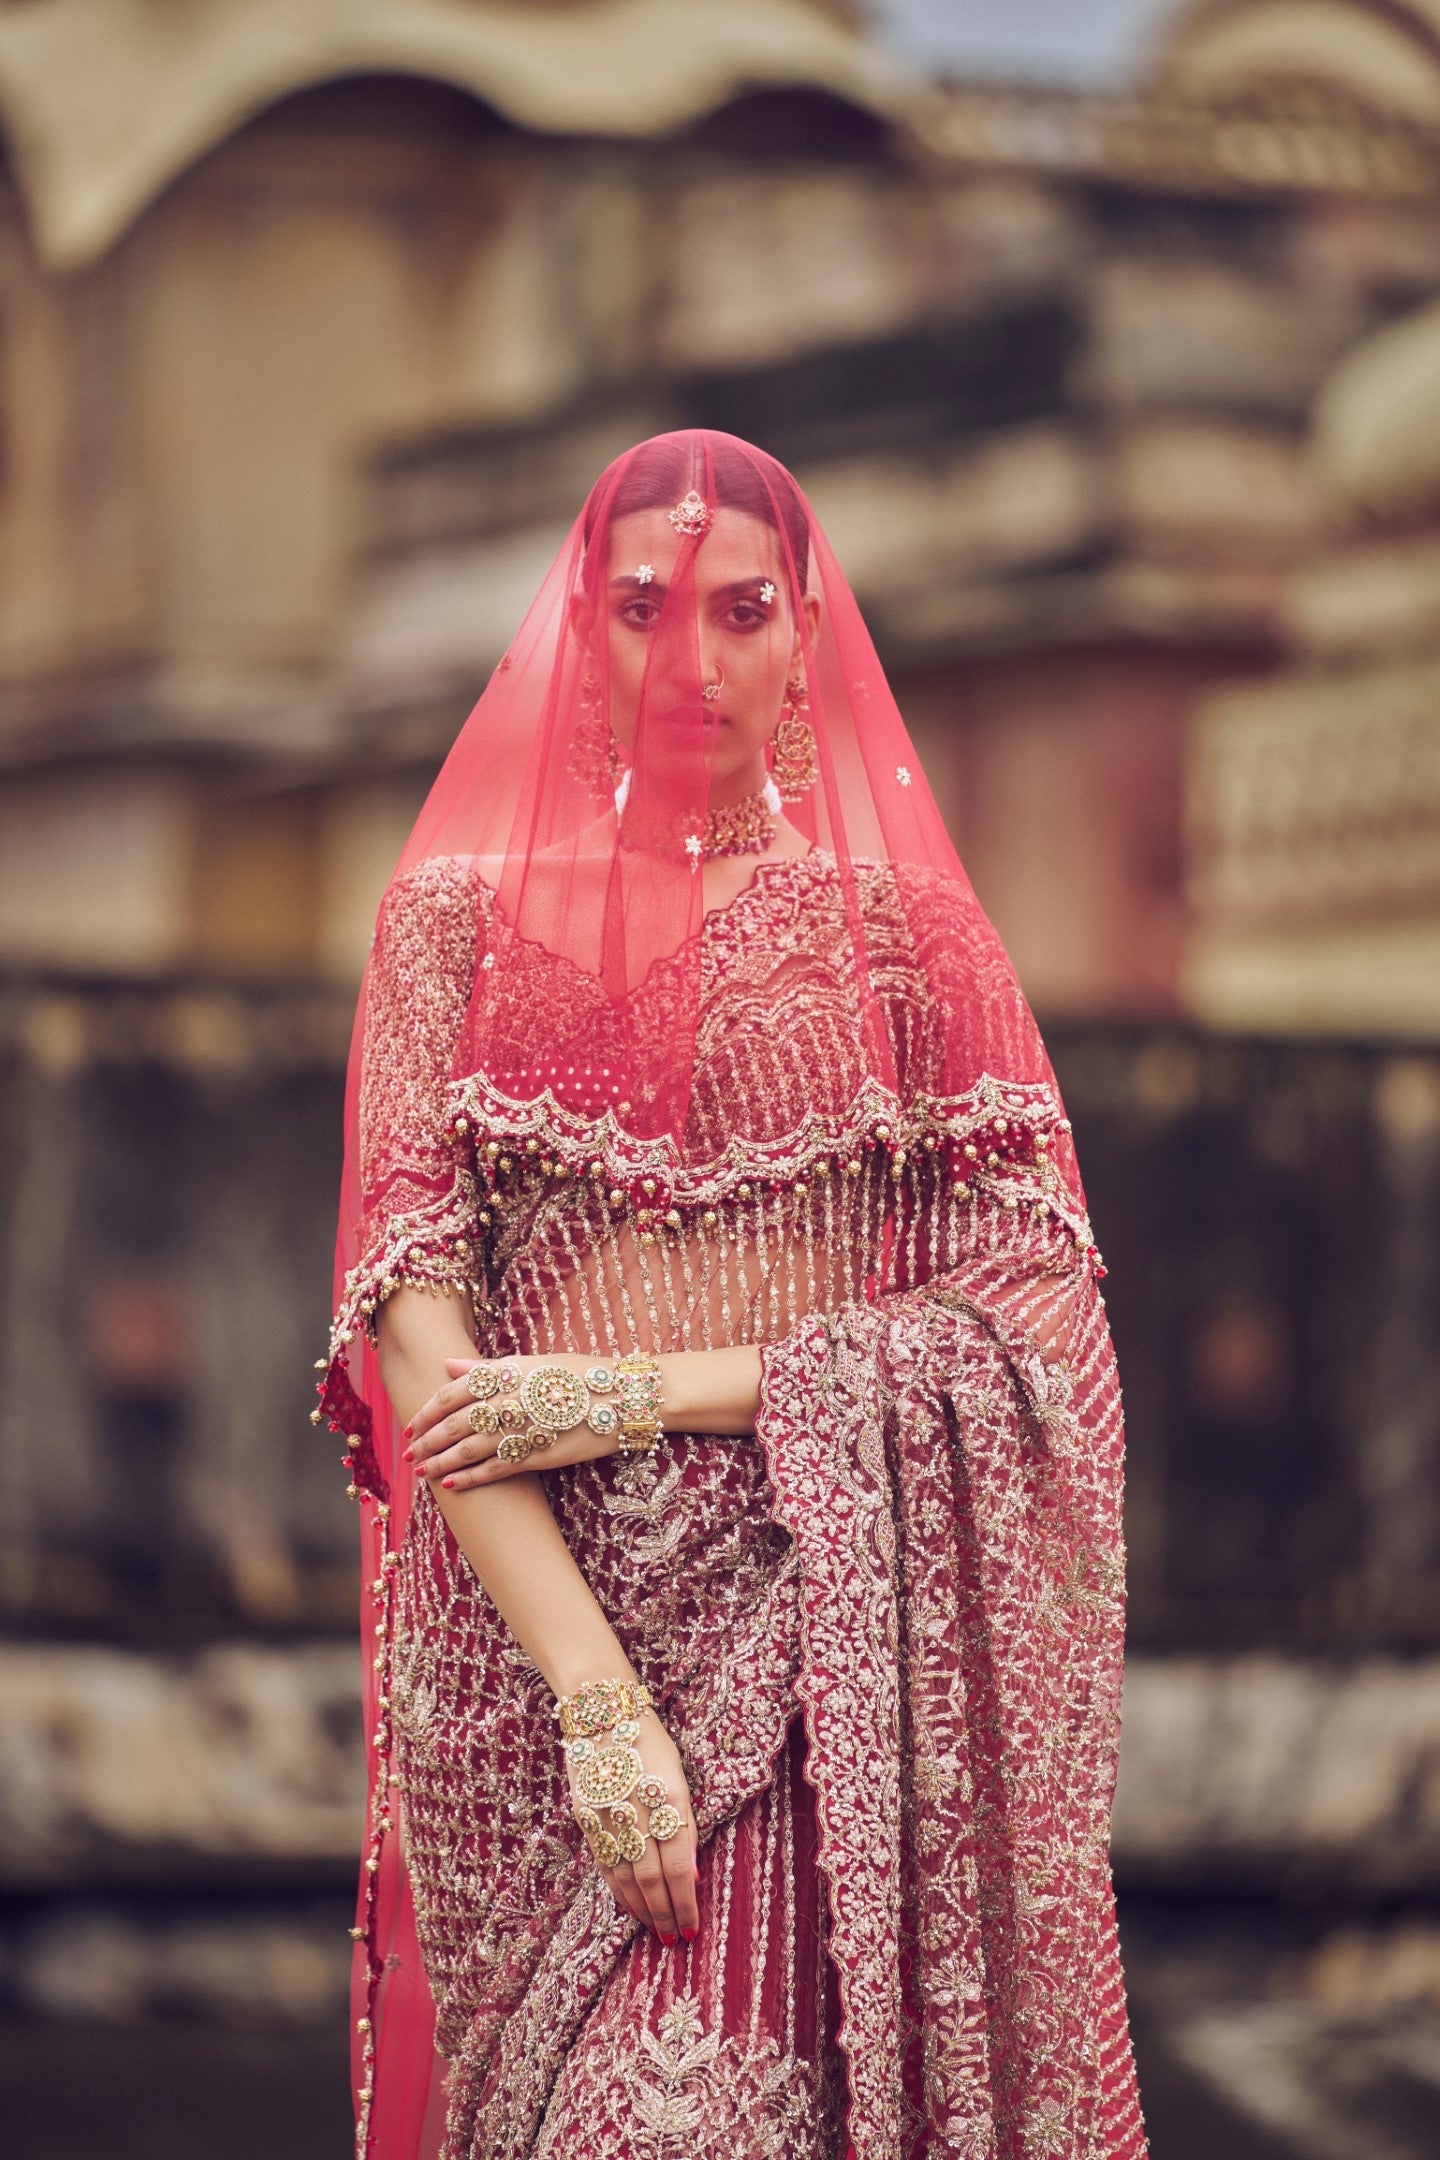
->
[[416, 1375, 475, 1439], [604, 1861, 651, 1932], [631, 1844, 677, 1942], [411, 1406, 484, 1468], [443, 1434, 567, 1487], [662, 1822, 699, 1937], [440, 1458, 519, 1491], [401, 1394, 439, 1449], [406, 1378, 470, 1447], [425, 1431, 500, 1485], [444, 1456, 522, 1489], [442, 1421, 616, 1487]]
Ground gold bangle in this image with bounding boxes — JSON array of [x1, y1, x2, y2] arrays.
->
[[553, 1675, 653, 1740], [613, 1350, 663, 1456]]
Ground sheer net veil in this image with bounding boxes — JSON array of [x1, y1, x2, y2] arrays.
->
[[317, 430, 1105, 2156]]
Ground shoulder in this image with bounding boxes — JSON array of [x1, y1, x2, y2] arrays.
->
[[371, 855, 490, 975], [379, 853, 487, 914]]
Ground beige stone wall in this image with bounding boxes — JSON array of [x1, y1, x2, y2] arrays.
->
[[0, 769, 181, 971], [0, 118, 588, 688]]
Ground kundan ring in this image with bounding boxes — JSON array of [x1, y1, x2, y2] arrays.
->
[[466, 1361, 517, 1401]]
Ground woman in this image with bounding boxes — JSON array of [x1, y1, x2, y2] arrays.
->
[[316, 431, 1147, 2160]]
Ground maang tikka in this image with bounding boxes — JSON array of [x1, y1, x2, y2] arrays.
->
[[771, 674, 820, 802], [569, 672, 625, 795]]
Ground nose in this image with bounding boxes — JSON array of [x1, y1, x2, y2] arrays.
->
[[700, 634, 726, 699], [697, 629, 725, 699], [650, 609, 722, 704]]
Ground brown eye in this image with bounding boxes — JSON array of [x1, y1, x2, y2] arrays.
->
[[723, 602, 768, 631], [617, 598, 661, 629]]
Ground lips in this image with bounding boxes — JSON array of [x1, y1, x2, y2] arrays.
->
[[638, 705, 724, 751], [649, 700, 720, 724]]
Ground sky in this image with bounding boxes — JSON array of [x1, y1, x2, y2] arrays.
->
[[868, 0, 1185, 86]]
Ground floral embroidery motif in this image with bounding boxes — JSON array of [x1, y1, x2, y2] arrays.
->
[[536, 1992, 828, 2160], [896, 765, 912, 787]]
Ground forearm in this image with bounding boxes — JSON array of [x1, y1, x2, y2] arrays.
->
[[657, 1345, 761, 1434], [376, 1289, 636, 1696]]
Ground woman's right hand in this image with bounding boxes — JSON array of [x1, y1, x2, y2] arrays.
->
[[566, 1707, 699, 1945]]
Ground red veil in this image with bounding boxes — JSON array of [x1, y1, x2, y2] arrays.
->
[[317, 433, 1142, 2160]]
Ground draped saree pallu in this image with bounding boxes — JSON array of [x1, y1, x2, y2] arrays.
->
[[314, 430, 1148, 2160]]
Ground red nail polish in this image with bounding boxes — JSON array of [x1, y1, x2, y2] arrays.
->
[[681, 1925, 697, 1943], [402, 1449, 414, 1464], [442, 1476, 455, 1489], [400, 1426, 412, 1440], [660, 1933, 675, 1947]]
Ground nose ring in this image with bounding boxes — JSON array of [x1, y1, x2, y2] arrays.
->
[[702, 671, 724, 703]]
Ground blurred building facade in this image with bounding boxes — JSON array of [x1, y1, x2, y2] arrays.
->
[[2, 4, 1440, 2156]]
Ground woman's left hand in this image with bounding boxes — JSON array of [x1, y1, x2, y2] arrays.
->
[[403, 1354, 619, 1491], [405, 1344, 761, 1490]]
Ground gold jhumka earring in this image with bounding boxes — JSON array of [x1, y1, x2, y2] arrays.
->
[[569, 673, 625, 795], [771, 675, 819, 801]]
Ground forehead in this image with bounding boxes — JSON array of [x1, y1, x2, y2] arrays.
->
[[606, 504, 786, 586]]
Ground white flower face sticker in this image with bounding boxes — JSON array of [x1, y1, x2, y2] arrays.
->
[[759, 581, 776, 605], [636, 564, 654, 585], [896, 765, 913, 787]]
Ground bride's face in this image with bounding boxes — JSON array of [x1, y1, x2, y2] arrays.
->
[[597, 506, 817, 797]]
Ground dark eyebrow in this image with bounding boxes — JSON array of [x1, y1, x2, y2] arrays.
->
[[712, 578, 776, 601], [606, 576, 775, 598]]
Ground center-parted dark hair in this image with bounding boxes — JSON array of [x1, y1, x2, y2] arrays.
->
[[584, 431, 811, 591]]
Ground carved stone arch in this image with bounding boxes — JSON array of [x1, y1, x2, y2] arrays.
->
[[1152, 0, 1440, 125]]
